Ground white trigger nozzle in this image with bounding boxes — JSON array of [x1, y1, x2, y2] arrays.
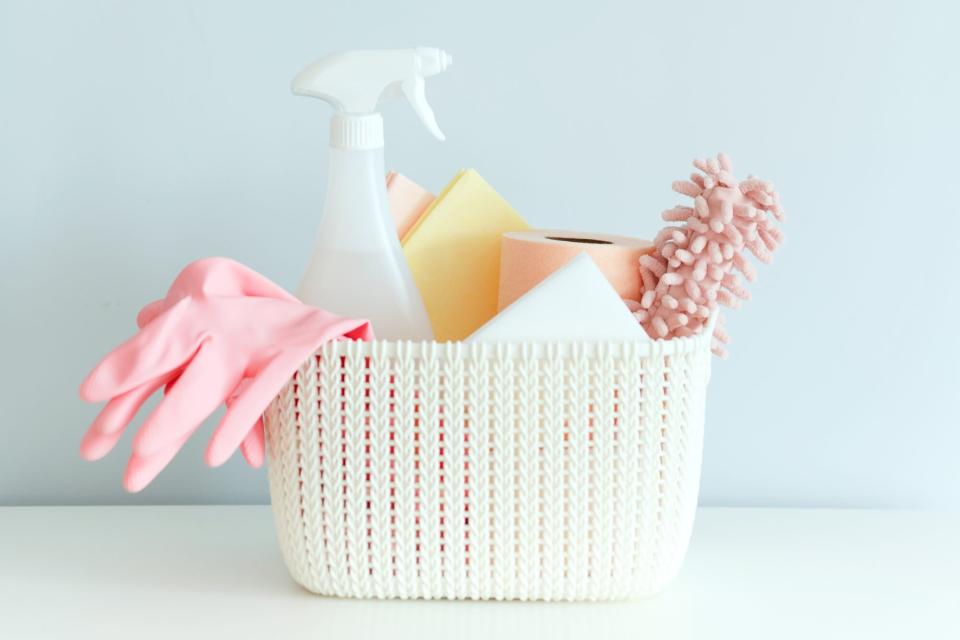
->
[[292, 47, 452, 147]]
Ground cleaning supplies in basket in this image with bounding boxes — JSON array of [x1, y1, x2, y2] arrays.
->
[[79, 258, 373, 491], [74, 45, 792, 603], [293, 48, 452, 341]]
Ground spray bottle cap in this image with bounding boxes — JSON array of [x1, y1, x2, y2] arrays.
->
[[292, 47, 452, 150]]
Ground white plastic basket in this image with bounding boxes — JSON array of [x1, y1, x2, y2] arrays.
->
[[263, 334, 712, 601]]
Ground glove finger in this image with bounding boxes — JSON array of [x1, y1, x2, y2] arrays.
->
[[79, 372, 176, 461], [206, 349, 309, 467], [131, 343, 243, 457], [80, 298, 199, 402], [123, 432, 192, 492], [227, 378, 263, 469], [136, 299, 167, 328], [90, 371, 177, 437], [228, 378, 264, 467], [80, 429, 126, 463], [240, 419, 265, 468]]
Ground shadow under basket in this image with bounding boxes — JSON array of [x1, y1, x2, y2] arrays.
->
[[264, 334, 712, 601]]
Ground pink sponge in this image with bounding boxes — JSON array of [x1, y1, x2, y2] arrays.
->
[[634, 153, 785, 357]]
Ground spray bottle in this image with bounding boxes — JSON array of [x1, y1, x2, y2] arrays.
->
[[292, 47, 452, 340]]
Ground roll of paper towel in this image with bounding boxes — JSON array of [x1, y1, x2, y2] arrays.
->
[[498, 230, 654, 310]]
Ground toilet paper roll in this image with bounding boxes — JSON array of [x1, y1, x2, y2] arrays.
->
[[498, 230, 654, 310]]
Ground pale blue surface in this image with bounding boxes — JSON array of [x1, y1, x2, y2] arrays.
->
[[1, 0, 957, 506]]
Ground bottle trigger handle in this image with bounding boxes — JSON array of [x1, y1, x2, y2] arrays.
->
[[402, 75, 445, 141]]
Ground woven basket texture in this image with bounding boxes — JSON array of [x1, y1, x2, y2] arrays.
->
[[265, 336, 711, 601]]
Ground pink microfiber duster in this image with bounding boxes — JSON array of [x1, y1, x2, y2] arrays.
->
[[634, 153, 785, 357]]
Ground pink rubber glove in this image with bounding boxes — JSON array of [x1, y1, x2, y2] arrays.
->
[[79, 258, 373, 491], [129, 262, 300, 468]]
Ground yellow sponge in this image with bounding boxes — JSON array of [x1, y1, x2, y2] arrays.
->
[[401, 169, 530, 341]]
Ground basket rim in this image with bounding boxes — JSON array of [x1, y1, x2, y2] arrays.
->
[[320, 331, 713, 358]]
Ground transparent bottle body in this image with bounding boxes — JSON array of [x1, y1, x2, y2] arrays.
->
[[296, 146, 433, 340]]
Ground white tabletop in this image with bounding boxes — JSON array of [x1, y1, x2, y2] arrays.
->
[[1, 506, 957, 639]]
